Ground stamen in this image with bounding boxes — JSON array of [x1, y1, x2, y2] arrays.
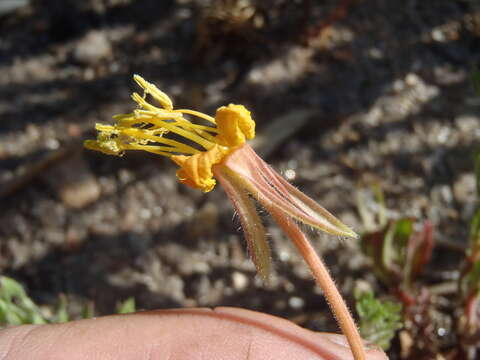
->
[[120, 128, 199, 155], [132, 92, 161, 112], [123, 143, 187, 157], [133, 74, 173, 110], [154, 121, 216, 150], [174, 109, 216, 124]]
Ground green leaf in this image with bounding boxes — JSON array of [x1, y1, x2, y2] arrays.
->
[[461, 260, 480, 297], [355, 291, 403, 351], [53, 294, 69, 323], [470, 208, 480, 254], [82, 301, 95, 319], [117, 297, 135, 314], [372, 183, 387, 227], [0, 276, 47, 326], [382, 219, 413, 271]]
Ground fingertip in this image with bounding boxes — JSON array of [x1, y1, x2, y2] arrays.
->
[[0, 325, 38, 359], [0, 308, 388, 360], [213, 307, 388, 360]]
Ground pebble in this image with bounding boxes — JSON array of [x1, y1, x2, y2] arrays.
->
[[60, 176, 100, 209], [405, 73, 420, 86], [455, 115, 480, 134], [231, 271, 249, 291], [288, 296, 305, 309], [47, 153, 101, 209], [453, 173, 476, 204], [431, 28, 446, 42], [7, 238, 30, 269], [73, 31, 112, 65], [247, 46, 314, 89]]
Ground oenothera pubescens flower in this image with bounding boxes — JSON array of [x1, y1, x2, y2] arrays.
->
[[85, 75, 366, 360]]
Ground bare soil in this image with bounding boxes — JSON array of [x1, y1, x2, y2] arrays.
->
[[1, 0, 479, 358]]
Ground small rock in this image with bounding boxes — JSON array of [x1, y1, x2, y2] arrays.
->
[[7, 238, 30, 269], [167, 275, 185, 302], [354, 280, 373, 295], [73, 31, 112, 65], [399, 330, 414, 359], [453, 173, 476, 204], [44, 227, 64, 245], [231, 271, 249, 291], [288, 296, 305, 309], [431, 28, 446, 42], [405, 73, 420, 86], [392, 79, 405, 93], [455, 115, 479, 133], [46, 152, 101, 209], [367, 47, 384, 60], [247, 46, 314, 89]]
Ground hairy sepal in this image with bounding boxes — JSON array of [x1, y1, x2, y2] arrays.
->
[[224, 144, 357, 239], [214, 166, 272, 281]]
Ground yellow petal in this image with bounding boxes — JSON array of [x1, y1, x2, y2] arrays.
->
[[215, 104, 255, 147], [171, 145, 228, 192]]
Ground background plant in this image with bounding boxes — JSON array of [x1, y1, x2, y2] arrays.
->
[[356, 157, 480, 359], [0, 276, 135, 327], [355, 289, 402, 351]]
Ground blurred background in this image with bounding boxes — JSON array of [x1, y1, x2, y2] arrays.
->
[[1, 0, 480, 358]]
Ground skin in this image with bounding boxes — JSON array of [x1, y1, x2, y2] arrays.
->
[[0, 307, 388, 360]]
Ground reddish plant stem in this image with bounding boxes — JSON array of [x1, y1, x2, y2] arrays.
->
[[268, 207, 366, 360]]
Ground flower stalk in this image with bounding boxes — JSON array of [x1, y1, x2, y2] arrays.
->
[[85, 75, 366, 360], [268, 206, 366, 360], [214, 159, 365, 360]]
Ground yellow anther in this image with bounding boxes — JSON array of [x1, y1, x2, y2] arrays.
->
[[84, 136, 123, 156], [133, 74, 173, 110]]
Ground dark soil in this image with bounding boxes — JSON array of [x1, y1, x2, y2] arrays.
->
[[1, 0, 479, 358]]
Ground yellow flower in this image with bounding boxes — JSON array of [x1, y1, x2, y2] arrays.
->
[[85, 75, 253, 192], [84, 75, 366, 360], [85, 75, 357, 275]]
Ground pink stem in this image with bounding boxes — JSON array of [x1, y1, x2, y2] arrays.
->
[[268, 207, 366, 360]]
